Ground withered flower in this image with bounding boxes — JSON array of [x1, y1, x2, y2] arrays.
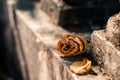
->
[[70, 58, 91, 75], [56, 34, 88, 57]]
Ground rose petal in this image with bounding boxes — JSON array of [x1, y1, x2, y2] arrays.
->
[[78, 35, 88, 53], [70, 58, 91, 75], [56, 34, 88, 57]]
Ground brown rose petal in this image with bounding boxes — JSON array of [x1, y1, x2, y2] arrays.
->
[[78, 35, 88, 53], [61, 39, 79, 56], [70, 58, 91, 75], [56, 34, 88, 57], [73, 37, 84, 53], [67, 40, 80, 56], [61, 43, 72, 54], [62, 34, 71, 40]]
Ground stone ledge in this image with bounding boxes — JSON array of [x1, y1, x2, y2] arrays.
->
[[15, 9, 111, 80], [15, 9, 74, 80], [5, 0, 118, 80]]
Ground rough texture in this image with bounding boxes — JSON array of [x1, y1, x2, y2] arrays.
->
[[15, 9, 112, 80], [106, 12, 120, 50], [15, 10, 74, 80], [6, 0, 113, 80], [91, 12, 120, 80]]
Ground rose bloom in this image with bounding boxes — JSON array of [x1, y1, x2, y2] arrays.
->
[[56, 34, 88, 57]]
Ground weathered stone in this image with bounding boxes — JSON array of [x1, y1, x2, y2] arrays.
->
[[106, 12, 120, 50], [15, 9, 75, 80], [15, 9, 112, 80], [91, 12, 120, 80], [6, 0, 74, 80], [5, 0, 113, 80]]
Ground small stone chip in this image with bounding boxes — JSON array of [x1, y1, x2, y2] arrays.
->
[[70, 58, 91, 75]]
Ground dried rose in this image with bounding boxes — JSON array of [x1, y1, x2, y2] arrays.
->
[[70, 58, 91, 75], [56, 34, 88, 57]]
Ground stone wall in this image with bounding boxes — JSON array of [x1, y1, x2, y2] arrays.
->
[[4, 0, 120, 80], [91, 12, 120, 80]]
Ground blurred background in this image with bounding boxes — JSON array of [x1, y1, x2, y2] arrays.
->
[[0, 0, 120, 80]]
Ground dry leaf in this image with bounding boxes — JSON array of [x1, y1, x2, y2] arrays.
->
[[56, 34, 88, 57], [70, 58, 91, 75]]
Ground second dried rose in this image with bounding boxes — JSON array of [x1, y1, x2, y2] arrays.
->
[[56, 34, 88, 57]]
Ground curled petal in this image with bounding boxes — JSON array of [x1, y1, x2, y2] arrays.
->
[[56, 34, 88, 57], [78, 35, 88, 53], [70, 58, 91, 75]]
